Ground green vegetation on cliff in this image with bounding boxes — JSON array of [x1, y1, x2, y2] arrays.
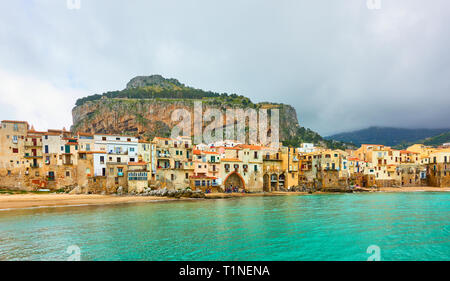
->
[[75, 74, 252, 107]]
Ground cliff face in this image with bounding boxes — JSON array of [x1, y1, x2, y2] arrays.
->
[[71, 75, 340, 147], [71, 98, 300, 141]]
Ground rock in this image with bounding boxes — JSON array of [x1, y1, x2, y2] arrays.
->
[[69, 186, 82, 194]]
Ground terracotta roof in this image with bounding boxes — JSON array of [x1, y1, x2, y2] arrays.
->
[[400, 150, 419, 154], [2, 120, 28, 124], [348, 157, 360, 161], [236, 144, 263, 150]]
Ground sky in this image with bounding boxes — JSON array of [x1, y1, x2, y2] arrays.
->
[[0, 0, 449, 136]]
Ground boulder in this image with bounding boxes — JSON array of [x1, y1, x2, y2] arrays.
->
[[69, 186, 82, 194]]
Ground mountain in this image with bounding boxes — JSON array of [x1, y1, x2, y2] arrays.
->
[[72, 75, 350, 149], [326, 126, 450, 147], [394, 131, 450, 149]]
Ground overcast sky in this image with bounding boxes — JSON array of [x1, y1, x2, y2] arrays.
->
[[0, 0, 449, 136]]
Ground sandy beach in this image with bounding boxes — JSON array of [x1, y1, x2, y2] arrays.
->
[[376, 186, 450, 193], [0, 194, 177, 211], [0, 187, 448, 211]]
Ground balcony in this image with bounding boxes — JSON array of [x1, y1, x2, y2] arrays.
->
[[158, 153, 171, 158], [108, 151, 129, 155], [264, 155, 282, 161], [24, 141, 42, 148], [24, 153, 43, 159]]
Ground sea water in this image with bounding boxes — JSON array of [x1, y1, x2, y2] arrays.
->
[[0, 192, 449, 261]]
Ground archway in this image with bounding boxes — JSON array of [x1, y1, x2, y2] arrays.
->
[[270, 174, 278, 191], [278, 174, 285, 189], [224, 172, 246, 190], [263, 174, 270, 192]]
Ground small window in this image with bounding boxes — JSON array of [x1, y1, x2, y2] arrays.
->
[[66, 171, 70, 177]]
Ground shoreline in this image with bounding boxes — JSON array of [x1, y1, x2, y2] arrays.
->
[[0, 186, 449, 211]]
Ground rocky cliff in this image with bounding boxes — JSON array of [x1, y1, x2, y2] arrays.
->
[[72, 75, 346, 148]]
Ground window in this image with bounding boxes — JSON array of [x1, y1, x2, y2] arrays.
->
[[171, 174, 175, 181], [102, 137, 107, 141], [86, 168, 91, 175], [117, 157, 121, 163], [130, 147, 135, 152], [61, 146, 64, 151], [254, 152, 258, 158], [12, 135, 18, 144], [12, 148, 18, 153], [44, 145, 49, 154], [116, 137, 120, 141], [185, 173, 189, 179], [66, 171, 70, 177], [110, 168, 114, 174], [100, 156, 105, 164], [130, 158, 135, 162], [86, 144, 90, 151], [13, 124, 18, 131]]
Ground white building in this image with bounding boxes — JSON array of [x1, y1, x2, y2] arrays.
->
[[298, 143, 317, 153], [93, 134, 139, 176]]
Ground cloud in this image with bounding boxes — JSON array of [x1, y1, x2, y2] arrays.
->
[[0, 0, 449, 135], [0, 68, 86, 131]]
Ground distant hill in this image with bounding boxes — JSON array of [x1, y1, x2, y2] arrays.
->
[[394, 131, 450, 149], [326, 127, 450, 147]]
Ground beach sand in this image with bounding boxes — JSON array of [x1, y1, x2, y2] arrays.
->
[[0, 194, 176, 211], [376, 186, 450, 192], [0, 187, 448, 211]]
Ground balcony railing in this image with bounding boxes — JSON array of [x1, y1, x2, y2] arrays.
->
[[157, 153, 171, 158]]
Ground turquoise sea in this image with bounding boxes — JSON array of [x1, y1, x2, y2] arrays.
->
[[0, 192, 449, 261]]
